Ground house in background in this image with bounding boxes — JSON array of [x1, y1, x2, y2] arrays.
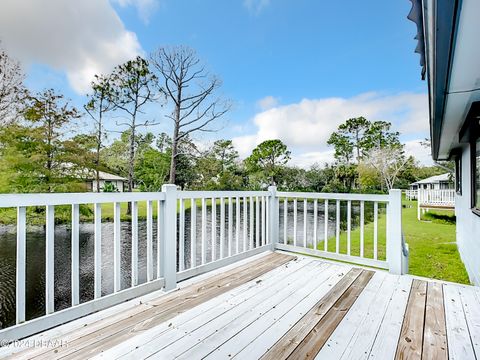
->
[[409, 0, 480, 284], [409, 173, 454, 191], [84, 171, 128, 192]]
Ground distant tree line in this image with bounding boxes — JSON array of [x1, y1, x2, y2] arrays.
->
[[0, 43, 445, 194]]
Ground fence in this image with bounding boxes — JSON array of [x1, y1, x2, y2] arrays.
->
[[405, 189, 418, 200], [0, 186, 407, 341], [417, 188, 455, 220]]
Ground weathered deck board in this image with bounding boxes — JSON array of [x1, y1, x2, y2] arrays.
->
[[423, 282, 448, 359], [367, 276, 412, 359], [178, 264, 345, 359], [100, 256, 317, 359], [395, 279, 427, 360], [4, 253, 480, 360], [458, 285, 480, 357], [142, 261, 333, 359], [260, 268, 363, 360], [444, 284, 477, 359], [316, 272, 395, 359], [232, 267, 353, 360], [13, 252, 294, 360]]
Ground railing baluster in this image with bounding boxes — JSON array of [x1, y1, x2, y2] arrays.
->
[[313, 199, 318, 250], [190, 199, 197, 268], [201, 198, 207, 265], [71, 204, 80, 306], [94, 203, 102, 298], [249, 196, 254, 249], [374, 201, 378, 260], [16, 206, 26, 324], [228, 197, 233, 257], [262, 196, 266, 246], [347, 200, 351, 256], [131, 201, 138, 286], [113, 202, 121, 292], [220, 197, 225, 259], [283, 198, 288, 245], [360, 200, 365, 258], [293, 198, 297, 247], [147, 200, 154, 280], [211, 197, 216, 261], [178, 199, 185, 271], [243, 196, 247, 251], [265, 196, 269, 243], [303, 199, 307, 247], [157, 200, 163, 279], [236, 197, 240, 253], [256, 196, 260, 247], [335, 200, 340, 254], [46, 205, 55, 314], [324, 200, 328, 252]]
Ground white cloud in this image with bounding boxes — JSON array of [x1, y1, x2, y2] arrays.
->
[[404, 139, 434, 166], [257, 95, 279, 111], [290, 150, 335, 168], [233, 92, 429, 167], [112, 0, 160, 24], [243, 0, 271, 15], [0, 0, 143, 94]]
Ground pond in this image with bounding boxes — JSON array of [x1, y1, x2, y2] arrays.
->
[[0, 201, 370, 329]]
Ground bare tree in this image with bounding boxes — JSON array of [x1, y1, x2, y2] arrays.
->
[[108, 56, 161, 205], [84, 74, 115, 192], [362, 146, 410, 190], [0, 44, 26, 125], [150, 46, 230, 184]]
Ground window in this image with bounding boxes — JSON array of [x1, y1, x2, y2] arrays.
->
[[475, 138, 480, 211], [455, 155, 462, 194]]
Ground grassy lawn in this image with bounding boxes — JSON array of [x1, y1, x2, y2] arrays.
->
[[315, 198, 470, 284]]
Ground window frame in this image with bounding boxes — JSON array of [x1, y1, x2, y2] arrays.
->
[[454, 153, 462, 195], [472, 136, 480, 215]]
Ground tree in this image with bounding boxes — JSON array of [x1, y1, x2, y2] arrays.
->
[[362, 146, 410, 190], [327, 117, 401, 164], [327, 117, 370, 164], [150, 46, 230, 184], [84, 74, 115, 192], [191, 140, 243, 190], [246, 139, 291, 186], [135, 148, 170, 191], [22, 89, 81, 191], [101, 130, 156, 179], [0, 44, 26, 125], [108, 56, 160, 204]]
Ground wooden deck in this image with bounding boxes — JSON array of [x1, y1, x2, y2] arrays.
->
[[2, 251, 480, 360]]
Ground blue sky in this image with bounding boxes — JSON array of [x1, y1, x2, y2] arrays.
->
[[0, 0, 430, 165]]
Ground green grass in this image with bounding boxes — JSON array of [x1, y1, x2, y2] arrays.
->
[[311, 199, 469, 284]]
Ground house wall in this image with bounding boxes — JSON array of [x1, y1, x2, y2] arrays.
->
[[456, 145, 480, 285]]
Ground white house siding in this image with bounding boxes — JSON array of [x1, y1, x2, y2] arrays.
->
[[456, 145, 480, 285]]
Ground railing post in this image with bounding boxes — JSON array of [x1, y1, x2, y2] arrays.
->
[[387, 189, 403, 274], [161, 184, 177, 291], [268, 186, 279, 250]]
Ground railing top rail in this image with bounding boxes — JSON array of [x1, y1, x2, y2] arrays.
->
[[0, 192, 166, 208], [177, 190, 269, 199], [276, 191, 391, 202]]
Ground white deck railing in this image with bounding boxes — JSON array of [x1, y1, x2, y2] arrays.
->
[[418, 188, 455, 207], [0, 186, 407, 342], [405, 189, 418, 200]]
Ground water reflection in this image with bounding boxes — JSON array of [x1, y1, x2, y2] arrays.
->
[[0, 200, 370, 329]]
